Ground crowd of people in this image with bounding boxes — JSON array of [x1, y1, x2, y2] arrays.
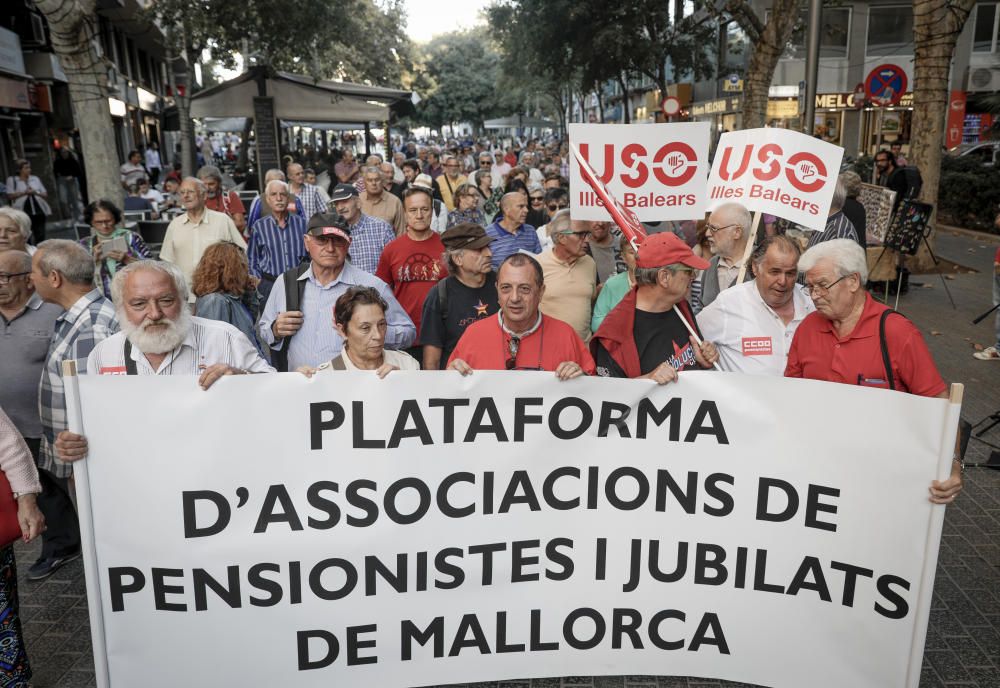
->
[[0, 134, 968, 685]]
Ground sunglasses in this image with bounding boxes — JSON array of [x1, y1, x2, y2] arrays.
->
[[530, 196, 544, 202], [547, 203, 568, 211], [505, 336, 520, 370]]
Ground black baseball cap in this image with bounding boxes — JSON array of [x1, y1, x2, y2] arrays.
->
[[329, 183, 359, 202], [306, 213, 352, 242]]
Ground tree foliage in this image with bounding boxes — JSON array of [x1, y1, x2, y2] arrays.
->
[[408, 29, 516, 131], [698, 0, 799, 130], [487, 0, 716, 125]]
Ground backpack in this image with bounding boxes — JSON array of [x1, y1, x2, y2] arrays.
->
[[270, 262, 311, 372]]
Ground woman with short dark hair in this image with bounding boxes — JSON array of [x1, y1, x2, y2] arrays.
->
[[79, 199, 150, 299], [298, 286, 419, 377]]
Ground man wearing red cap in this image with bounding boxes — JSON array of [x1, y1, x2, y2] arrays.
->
[[591, 232, 719, 383]]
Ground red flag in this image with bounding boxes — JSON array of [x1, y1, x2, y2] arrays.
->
[[569, 142, 648, 249]]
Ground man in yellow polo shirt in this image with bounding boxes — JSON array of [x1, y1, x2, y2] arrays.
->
[[536, 210, 598, 342]]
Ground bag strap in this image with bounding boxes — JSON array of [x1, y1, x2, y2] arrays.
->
[[123, 339, 138, 376], [879, 309, 897, 391], [271, 262, 311, 372], [436, 277, 450, 324]]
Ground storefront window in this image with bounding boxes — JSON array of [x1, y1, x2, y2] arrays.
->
[[867, 6, 914, 56], [973, 3, 998, 52]]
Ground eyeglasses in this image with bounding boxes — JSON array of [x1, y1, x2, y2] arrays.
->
[[547, 203, 568, 211], [705, 223, 739, 234], [505, 335, 520, 370], [804, 274, 850, 295], [561, 230, 591, 239], [0, 272, 30, 284], [92, 219, 116, 226]]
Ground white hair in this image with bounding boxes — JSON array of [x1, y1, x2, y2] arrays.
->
[[0, 207, 32, 239], [110, 260, 190, 305], [547, 208, 572, 238], [35, 239, 95, 285], [829, 178, 847, 213], [798, 238, 868, 283], [265, 179, 289, 194], [120, 302, 192, 354], [710, 202, 751, 233]]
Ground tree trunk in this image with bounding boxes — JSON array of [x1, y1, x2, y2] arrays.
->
[[739, 0, 798, 129], [596, 88, 605, 123], [35, 0, 121, 204], [910, 0, 976, 268]]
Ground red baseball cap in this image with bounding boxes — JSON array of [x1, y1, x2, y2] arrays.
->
[[636, 232, 710, 270]]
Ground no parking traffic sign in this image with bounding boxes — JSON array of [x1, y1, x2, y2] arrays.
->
[[865, 64, 907, 106]]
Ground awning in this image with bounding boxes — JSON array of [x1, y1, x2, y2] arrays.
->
[[189, 67, 414, 123], [484, 115, 559, 129]]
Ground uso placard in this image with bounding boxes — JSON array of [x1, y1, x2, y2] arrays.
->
[[706, 129, 844, 231], [569, 123, 710, 221]]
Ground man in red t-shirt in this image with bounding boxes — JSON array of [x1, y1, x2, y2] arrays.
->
[[198, 165, 246, 236], [785, 239, 963, 504], [448, 252, 595, 379], [376, 188, 446, 352]]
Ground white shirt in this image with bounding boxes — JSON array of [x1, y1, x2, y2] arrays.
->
[[696, 280, 815, 376], [145, 149, 161, 170], [316, 348, 419, 372], [491, 162, 511, 188], [87, 317, 274, 375]]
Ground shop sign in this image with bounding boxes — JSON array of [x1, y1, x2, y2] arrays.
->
[[0, 76, 30, 110], [767, 100, 800, 119], [945, 91, 967, 149], [691, 97, 740, 117], [814, 92, 913, 109], [0, 28, 26, 77]]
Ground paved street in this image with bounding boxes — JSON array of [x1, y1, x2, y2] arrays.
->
[[13, 229, 1000, 687]]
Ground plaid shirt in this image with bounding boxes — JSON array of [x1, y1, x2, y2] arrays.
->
[[347, 213, 395, 274], [38, 289, 119, 477], [293, 183, 327, 220]]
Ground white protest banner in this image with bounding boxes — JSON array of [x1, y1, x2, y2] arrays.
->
[[73, 371, 958, 688], [569, 122, 710, 221], [706, 128, 845, 231]]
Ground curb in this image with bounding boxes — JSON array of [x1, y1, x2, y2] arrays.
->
[[938, 223, 1000, 244]]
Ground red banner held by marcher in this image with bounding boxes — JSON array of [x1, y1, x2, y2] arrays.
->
[[568, 142, 647, 249]]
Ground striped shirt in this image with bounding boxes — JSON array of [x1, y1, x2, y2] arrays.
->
[[87, 317, 274, 376], [38, 289, 119, 477], [246, 196, 304, 234], [347, 213, 395, 274], [247, 213, 309, 280], [257, 262, 415, 371], [485, 220, 541, 270], [807, 211, 859, 249]]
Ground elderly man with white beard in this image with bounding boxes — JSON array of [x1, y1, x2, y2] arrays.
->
[[53, 260, 274, 463]]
